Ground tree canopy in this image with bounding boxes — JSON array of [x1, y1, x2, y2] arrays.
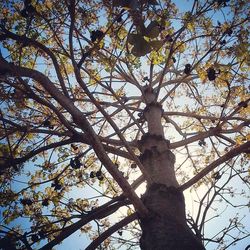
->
[[0, 0, 249, 249]]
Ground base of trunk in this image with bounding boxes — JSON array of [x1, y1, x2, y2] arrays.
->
[[139, 183, 205, 250]]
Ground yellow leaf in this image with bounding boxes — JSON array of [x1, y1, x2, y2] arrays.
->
[[127, 207, 133, 216], [149, 50, 164, 65], [235, 135, 244, 145], [187, 22, 195, 32], [2, 8, 9, 16], [196, 67, 207, 83], [45, 0, 53, 9], [26, 133, 34, 140], [204, 156, 210, 164], [245, 134, 250, 141]]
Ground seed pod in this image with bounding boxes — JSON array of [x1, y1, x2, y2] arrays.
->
[[90, 30, 104, 42], [184, 64, 191, 74], [207, 67, 216, 81]]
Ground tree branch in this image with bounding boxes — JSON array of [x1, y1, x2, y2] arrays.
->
[[85, 213, 138, 250], [0, 56, 148, 217], [39, 197, 129, 250], [179, 141, 250, 191], [0, 29, 69, 98]]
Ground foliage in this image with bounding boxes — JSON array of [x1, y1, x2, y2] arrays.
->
[[0, 0, 249, 249]]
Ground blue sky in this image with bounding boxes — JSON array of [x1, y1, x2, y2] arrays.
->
[[0, 0, 249, 249]]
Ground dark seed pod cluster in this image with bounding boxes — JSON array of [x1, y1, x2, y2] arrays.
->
[[91, 30, 104, 42], [207, 67, 216, 81], [184, 64, 192, 75], [51, 179, 62, 190], [70, 158, 82, 169], [43, 119, 54, 129], [20, 198, 33, 206], [90, 170, 104, 181]]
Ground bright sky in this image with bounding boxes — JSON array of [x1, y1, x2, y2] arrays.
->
[[0, 0, 249, 249]]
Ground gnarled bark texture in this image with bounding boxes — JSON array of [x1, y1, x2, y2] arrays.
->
[[138, 88, 205, 250], [139, 184, 205, 250]]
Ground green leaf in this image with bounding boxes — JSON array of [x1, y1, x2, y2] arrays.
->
[[149, 40, 163, 50], [132, 40, 152, 56], [127, 33, 141, 45], [144, 21, 160, 38], [127, 207, 133, 216], [128, 34, 152, 57]]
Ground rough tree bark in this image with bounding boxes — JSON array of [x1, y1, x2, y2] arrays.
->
[[138, 87, 205, 250]]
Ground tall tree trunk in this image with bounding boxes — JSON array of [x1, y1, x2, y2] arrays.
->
[[138, 88, 205, 249], [139, 183, 205, 250]]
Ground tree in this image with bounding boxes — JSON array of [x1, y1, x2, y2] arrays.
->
[[0, 0, 249, 249]]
